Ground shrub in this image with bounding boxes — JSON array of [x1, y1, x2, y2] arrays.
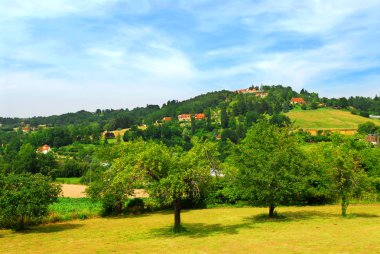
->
[[0, 173, 61, 230], [126, 198, 145, 214]]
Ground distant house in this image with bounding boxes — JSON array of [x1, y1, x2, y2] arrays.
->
[[22, 127, 30, 133], [365, 134, 379, 145], [369, 115, 380, 119], [178, 113, 206, 121], [178, 114, 192, 122], [290, 98, 306, 105], [236, 88, 258, 94], [163, 117, 173, 121], [194, 113, 206, 120], [37, 144, 51, 154]]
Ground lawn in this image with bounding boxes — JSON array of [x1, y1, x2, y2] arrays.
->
[[1, 204, 379, 253], [286, 108, 380, 129]]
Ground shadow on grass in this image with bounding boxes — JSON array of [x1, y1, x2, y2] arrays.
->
[[244, 210, 338, 223], [105, 209, 190, 220], [21, 223, 83, 234], [148, 222, 254, 238], [245, 210, 380, 223], [346, 213, 380, 219]]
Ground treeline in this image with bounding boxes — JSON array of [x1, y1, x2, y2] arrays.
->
[[2, 86, 378, 130], [87, 120, 380, 232]]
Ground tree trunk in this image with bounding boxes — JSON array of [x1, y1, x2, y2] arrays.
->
[[341, 191, 348, 217], [174, 198, 181, 232], [269, 205, 276, 218], [19, 215, 25, 230]]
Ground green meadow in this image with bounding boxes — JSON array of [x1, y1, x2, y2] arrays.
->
[[1, 204, 379, 254], [286, 108, 380, 129]]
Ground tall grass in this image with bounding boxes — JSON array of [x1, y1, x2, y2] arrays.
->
[[47, 198, 102, 223]]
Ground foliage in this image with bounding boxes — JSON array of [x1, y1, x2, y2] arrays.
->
[[135, 139, 218, 232], [358, 121, 379, 134], [48, 197, 102, 222], [0, 173, 61, 230], [227, 120, 307, 217]]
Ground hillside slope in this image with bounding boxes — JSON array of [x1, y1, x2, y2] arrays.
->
[[286, 108, 380, 129]]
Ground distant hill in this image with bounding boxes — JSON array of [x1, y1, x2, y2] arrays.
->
[[286, 108, 380, 129]]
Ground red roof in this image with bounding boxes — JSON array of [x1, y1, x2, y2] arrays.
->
[[291, 98, 306, 103], [37, 144, 51, 152], [163, 117, 173, 121], [195, 113, 206, 120]]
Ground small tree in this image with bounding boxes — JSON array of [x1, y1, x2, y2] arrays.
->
[[0, 173, 61, 230], [87, 141, 143, 215], [137, 140, 217, 232]]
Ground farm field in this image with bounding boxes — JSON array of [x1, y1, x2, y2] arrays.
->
[[1, 204, 379, 254], [286, 108, 380, 129]]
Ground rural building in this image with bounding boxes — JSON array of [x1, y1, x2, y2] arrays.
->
[[178, 114, 192, 121], [236, 88, 268, 98], [178, 113, 206, 121], [290, 98, 306, 105], [365, 134, 379, 145], [194, 113, 206, 120], [369, 115, 380, 119], [22, 127, 30, 133], [162, 117, 173, 121], [37, 144, 51, 154], [236, 88, 258, 94]]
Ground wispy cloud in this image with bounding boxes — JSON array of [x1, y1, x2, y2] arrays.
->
[[0, 0, 379, 116]]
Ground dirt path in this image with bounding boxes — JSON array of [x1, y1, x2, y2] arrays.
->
[[61, 184, 87, 198], [60, 184, 149, 198]]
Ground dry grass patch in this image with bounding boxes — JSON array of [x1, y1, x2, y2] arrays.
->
[[1, 204, 379, 254]]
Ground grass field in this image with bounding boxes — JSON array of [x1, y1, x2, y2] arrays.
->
[[1, 204, 379, 253], [55, 177, 82, 185], [286, 108, 380, 129], [47, 198, 102, 222]]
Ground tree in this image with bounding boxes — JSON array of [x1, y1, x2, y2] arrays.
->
[[221, 107, 229, 128], [15, 143, 37, 173], [87, 141, 143, 214], [358, 121, 377, 134], [327, 139, 370, 216], [228, 120, 306, 217], [136, 139, 217, 232], [0, 173, 61, 230]]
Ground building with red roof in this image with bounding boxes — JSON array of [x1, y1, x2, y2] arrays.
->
[[290, 98, 306, 104], [37, 144, 51, 154]]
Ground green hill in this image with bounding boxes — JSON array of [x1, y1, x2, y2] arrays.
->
[[286, 108, 380, 129]]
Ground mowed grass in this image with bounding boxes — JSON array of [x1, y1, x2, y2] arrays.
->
[[286, 108, 380, 129], [1, 204, 379, 254]]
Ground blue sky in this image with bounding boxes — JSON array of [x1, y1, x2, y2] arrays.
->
[[1, 0, 379, 117]]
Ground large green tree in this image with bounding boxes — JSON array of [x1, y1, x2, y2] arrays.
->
[[228, 120, 306, 217]]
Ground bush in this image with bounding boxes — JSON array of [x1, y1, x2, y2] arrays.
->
[[0, 173, 61, 230], [126, 198, 145, 214]]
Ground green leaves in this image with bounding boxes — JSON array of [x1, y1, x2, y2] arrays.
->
[[0, 173, 61, 230]]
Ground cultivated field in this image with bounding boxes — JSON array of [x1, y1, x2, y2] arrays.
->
[[286, 108, 380, 129], [1, 204, 379, 254]]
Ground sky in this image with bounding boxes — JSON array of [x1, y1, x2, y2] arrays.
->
[[1, 0, 380, 117]]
